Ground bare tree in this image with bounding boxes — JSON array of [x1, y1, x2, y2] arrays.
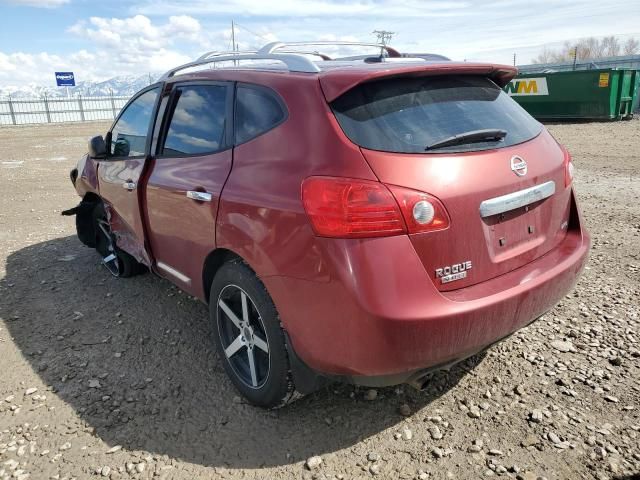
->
[[623, 37, 640, 55], [581, 37, 602, 59], [601, 36, 620, 57], [532, 47, 554, 64], [589, 37, 606, 58], [531, 35, 638, 63]]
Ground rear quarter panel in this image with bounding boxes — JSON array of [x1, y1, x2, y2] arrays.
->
[[215, 74, 377, 281]]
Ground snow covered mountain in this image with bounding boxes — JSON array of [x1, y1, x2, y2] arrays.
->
[[0, 74, 158, 99]]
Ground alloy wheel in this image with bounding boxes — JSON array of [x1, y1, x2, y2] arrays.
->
[[96, 218, 121, 277], [217, 285, 270, 388]]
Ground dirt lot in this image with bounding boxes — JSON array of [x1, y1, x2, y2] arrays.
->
[[0, 120, 638, 480]]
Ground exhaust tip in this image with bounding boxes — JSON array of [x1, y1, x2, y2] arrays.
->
[[408, 372, 433, 391]]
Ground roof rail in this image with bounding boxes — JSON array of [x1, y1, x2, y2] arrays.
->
[[160, 40, 401, 80]]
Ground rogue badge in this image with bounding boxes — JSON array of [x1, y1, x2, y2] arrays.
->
[[435, 261, 473, 284]]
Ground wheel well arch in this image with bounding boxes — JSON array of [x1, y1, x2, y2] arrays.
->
[[202, 248, 244, 304]]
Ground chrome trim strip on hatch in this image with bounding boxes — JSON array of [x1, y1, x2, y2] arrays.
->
[[479, 180, 556, 218]]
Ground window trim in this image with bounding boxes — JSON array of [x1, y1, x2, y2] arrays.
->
[[106, 83, 163, 161], [233, 82, 289, 147], [155, 80, 234, 159]]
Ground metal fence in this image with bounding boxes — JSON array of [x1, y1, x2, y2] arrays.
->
[[0, 95, 130, 126], [518, 54, 640, 74]]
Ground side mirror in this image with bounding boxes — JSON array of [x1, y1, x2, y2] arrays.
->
[[88, 135, 107, 159]]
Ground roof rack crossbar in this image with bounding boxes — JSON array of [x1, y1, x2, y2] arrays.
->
[[197, 50, 257, 61], [160, 52, 321, 80], [160, 40, 401, 80], [258, 41, 401, 58]]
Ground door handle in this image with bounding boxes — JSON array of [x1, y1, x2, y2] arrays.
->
[[186, 190, 213, 202], [122, 181, 137, 191]]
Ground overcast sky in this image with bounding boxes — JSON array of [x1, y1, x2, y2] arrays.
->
[[0, 0, 639, 87]]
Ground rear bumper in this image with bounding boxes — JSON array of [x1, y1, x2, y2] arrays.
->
[[264, 202, 590, 383]]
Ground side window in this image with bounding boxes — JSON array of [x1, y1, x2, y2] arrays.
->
[[235, 85, 286, 144], [110, 88, 159, 157], [162, 85, 228, 156]]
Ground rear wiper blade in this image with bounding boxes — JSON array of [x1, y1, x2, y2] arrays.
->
[[425, 129, 507, 151]]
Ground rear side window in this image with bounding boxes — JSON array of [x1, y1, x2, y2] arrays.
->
[[331, 76, 542, 153], [162, 85, 228, 156], [235, 85, 286, 144]]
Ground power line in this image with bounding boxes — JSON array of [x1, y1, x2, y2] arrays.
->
[[234, 22, 272, 43], [372, 30, 395, 46]]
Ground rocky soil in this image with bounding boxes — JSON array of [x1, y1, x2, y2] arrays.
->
[[0, 120, 638, 480]]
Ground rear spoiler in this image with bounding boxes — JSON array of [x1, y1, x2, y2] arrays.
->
[[319, 63, 518, 102]]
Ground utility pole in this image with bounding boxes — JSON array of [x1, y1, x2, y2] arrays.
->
[[373, 30, 395, 58], [513, 53, 516, 66], [231, 20, 237, 66], [572, 46, 578, 70]]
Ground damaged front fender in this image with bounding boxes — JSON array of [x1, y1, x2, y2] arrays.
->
[[71, 153, 99, 198]]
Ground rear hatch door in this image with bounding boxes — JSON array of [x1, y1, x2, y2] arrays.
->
[[329, 74, 572, 291]]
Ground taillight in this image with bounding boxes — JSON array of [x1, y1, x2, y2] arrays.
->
[[301, 176, 450, 238], [561, 145, 574, 187], [386, 184, 450, 234], [301, 176, 406, 238]]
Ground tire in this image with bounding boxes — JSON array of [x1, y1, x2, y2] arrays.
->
[[92, 203, 145, 278], [209, 260, 296, 408]]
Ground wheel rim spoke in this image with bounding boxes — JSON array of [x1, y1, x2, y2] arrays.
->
[[240, 291, 249, 322], [253, 334, 269, 354], [247, 348, 258, 387], [224, 335, 244, 358], [218, 299, 242, 329]]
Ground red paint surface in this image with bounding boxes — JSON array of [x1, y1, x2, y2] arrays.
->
[[362, 130, 572, 291], [145, 151, 232, 294], [97, 158, 150, 265]]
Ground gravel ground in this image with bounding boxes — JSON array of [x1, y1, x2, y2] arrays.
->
[[0, 120, 638, 480]]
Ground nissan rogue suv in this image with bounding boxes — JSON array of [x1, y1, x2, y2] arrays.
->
[[66, 41, 590, 408]]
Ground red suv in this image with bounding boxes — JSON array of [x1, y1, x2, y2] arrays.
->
[[66, 42, 590, 407]]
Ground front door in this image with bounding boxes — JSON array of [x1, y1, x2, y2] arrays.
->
[[145, 82, 233, 296], [98, 85, 161, 265]]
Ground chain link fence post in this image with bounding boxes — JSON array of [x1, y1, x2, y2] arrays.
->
[[8, 95, 17, 125], [43, 93, 52, 123], [110, 89, 117, 119], [78, 94, 85, 121]]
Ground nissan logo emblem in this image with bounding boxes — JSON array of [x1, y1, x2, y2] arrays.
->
[[510, 156, 528, 176]]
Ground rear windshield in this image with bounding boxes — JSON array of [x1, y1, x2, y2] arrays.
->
[[331, 75, 542, 153]]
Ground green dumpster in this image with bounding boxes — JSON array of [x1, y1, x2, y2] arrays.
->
[[503, 68, 639, 120]]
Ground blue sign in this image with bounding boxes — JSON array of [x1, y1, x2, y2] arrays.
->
[[55, 72, 75, 87]]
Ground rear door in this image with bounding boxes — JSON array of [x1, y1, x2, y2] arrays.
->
[[98, 85, 161, 264], [330, 75, 572, 291], [144, 82, 233, 295]]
